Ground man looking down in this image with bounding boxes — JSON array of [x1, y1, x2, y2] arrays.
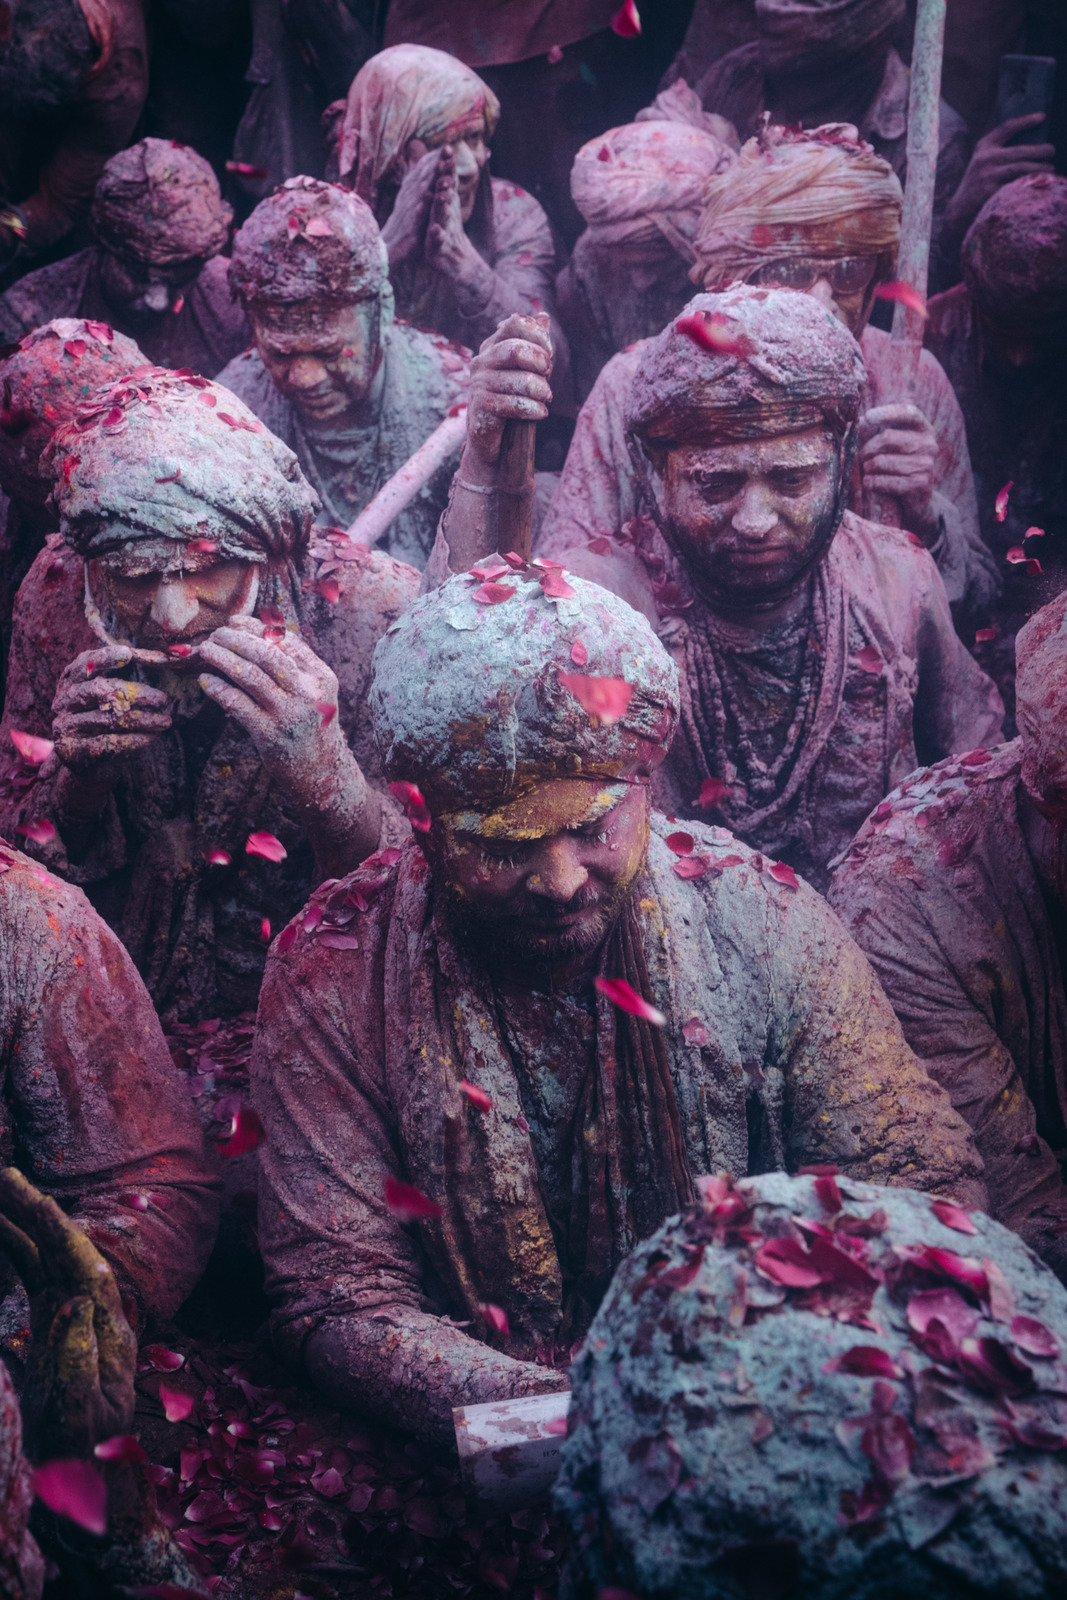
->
[[250, 565, 984, 1445]]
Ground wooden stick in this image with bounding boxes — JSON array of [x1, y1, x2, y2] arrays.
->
[[343, 408, 467, 548], [490, 416, 537, 563], [866, 0, 947, 528]]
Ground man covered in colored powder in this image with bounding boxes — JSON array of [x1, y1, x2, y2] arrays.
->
[[0, 139, 250, 379], [249, 562, 984, 1445], [541, 125, 999, 624], [334, 44, 568, 384], [685, 0, 1054, 288], [0, 367, 417, 1021], [557, 113, 736, 406], [217, 177, 469, 570], [830, 589, 1067, 1281], [926, 173, 1067, 721], [530, 286, 1001, 890]]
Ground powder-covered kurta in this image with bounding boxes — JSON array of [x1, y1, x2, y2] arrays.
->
[[0, 249, 251, 379], [0, 534, 418, 1021], [0, 841, 219, 1345], [537, 323, 1000, 618], [829, 740, 1067, 1282], [251, 817, 985, 1444], [550, 512, 1003, 892], [215, 321, 469, 570]]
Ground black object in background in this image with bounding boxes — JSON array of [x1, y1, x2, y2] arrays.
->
[[993, 53, 1056, 143]]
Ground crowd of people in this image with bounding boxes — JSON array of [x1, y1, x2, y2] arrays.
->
[[1, 2, 1066, 1596]]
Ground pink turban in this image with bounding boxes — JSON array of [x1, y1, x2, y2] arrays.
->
[[228, 176, 389, 310], [338, 44, 500, 209], [90, 138, 233, 267], [1016, 589, 1067, 819], [571, 119, 736, 265], [44, 366, 318, 563], [694, 123, 902, 290], [962, 174, 1067, 328]]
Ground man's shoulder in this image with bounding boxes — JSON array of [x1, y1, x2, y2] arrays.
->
[[0, 249, 96, 340], [0, 835, 105, 939], [647, 812, 836, 936], [388, 320, 472, 392], [263, 843, 417, 986], [488, 177, 554, 245], [834, 508, 940, 596]]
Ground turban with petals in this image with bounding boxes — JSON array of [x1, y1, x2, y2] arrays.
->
[[228, 177, 390, 310], [91, 138, 233, 267], [371, 567, 679, 813], [962, 174, 1067, 329]]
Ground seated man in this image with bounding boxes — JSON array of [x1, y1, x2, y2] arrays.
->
[[0, 366, 417, 1022], [530, 287, 1002, 889], [687, 0, 1054, 289], [926, 174, 1067, 721], [557, 115, 736, 406], [217, 177, 469, 570], [334, 43, 569, 391], [0, 319, 145, 667], [541, 125, 1000, 623], [0, 841, 219, 1356], [0, 139, 250, 377], [830, 589, 1067, 1281], [250, 564, 984, 1446]]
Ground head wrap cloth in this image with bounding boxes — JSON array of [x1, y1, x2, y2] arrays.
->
[[626, 284, 866, 451], [694, 124, 902, 289], [1016, 589, 1067, 816], [962, 174, 1067, 327], [371, 570, 679, 814], [571, 119, 735, 265], [755, 0, 905, 76], [339, 44, 500, 207], [91, 138, 233, 267], [44, 367, 318, 570], [229, 177, 391, 313]]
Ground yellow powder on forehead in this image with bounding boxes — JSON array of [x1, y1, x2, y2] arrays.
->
[[447, 779, 630, 842]]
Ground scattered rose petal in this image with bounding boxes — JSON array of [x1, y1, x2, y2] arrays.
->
[[304, 217, 333, 237], [558, 672, 633, 726], [17, 819, 55, 845], [673, 854, 710, 880], [85, 321, 112, 342], [187, 539, 216, 553], [570, 638, 588, 666], [815, 1172, 842, 1213], [94, 1434, 147, 1463], [931, 1199, 978, 1235], [64, 339, 87, 359], [1023, 525, 1045, 538], [311, 1465, 346, 1496], [665, 831, 694, 856], [205, 849, 230, 866], [385, 1177, 442, 1222], [856, 645, 883, 675], [995, 482, 1012, 522], [698, 776, 729, 808], [1011, 1315, 1060, 1359], [315, 700, 337, 728], [159, 1382, 195, 1423], [874, 281, 927, 318], [1006, 547, 1027, 563], [481, 1303, 510, 1338], [768, 860, 799, 890], [595, 976, 666, 1026], [975, 626, 996, 642], [962, 751, 992, 773], [459, 1080, 494, 1113], [540, 568, 574, 599], [676, 309, 751, 357], [197, 392, 216, 408], [682, 1018, 708, 1046], [260, 917, 271, 943], [246, 830, 287, 862], [118, 1191, 149, 1210], [225, 160, 269, 179], [277, 924, 298, 954], [472, 581, 516, 605], [141, 1344, 185, 1372], [544, 1414, 568, 1435], [587, 536, 612, 554], [33, 1459, 107, 1534], [217, 1106, 265, 1157], [755, 1237, 824, 1289], [10, 729, 53, 765], [984, 1255, 1015, 1321], [389, 779, 431, 832], [155, 470, 181, 484], [172, 295, 184, 315], [822, 1346, 904, 1380], [547, 43, 563, 62], [957, 1335, 1033, 1397], [316, 577, 341, 604], [1027, 558, 1042, 575], [167, 643, 192, 658]]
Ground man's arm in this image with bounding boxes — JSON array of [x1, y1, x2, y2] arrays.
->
[[908, 540, 1004, 761], [251, 914, 567, 1446], [3, 858, 220, 1329]]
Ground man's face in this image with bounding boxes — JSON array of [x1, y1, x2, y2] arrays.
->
[[411, 112, 490, 223], [595, 235, 690, 296], [100, 250, 204, 316], [647, 425, 842, 611], [745, 253, 880, 336], [91, 540, 259, 648], [250, 298, 382, 422], [434, 778, 650, 976]]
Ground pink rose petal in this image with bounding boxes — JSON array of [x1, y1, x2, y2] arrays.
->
[[673, 854, 710, 880], [822, 1346, 905, 1380], [855, 645, 883, 675], [33, 1459, 107, 1534], [217, 1106, 265, 1157], [570, 638, 588, 666], [10, 728, 53, 765], [931, 1199, 978, 1235], [481, 1303, 510, 1338], [472, 580, 516, 605], [389, 779, 431, 832], [17, 819, 55, 845], [159, 1382, 195, 1423], [595, 976, 665, 1026], [995, 481, 1012, 522], [94, 1434, 147, 1463], [768, 860, 799, 890], [385, 1176, 442, 1222], [874, 281, 927, 318], [665, 831, 694, 856], [697, 776, 729, 808], [246, 830, 287, 862], [558, 672, 633, 726], [459, 1079, 493, 1113], [1011, 1315, 1060, 1359]]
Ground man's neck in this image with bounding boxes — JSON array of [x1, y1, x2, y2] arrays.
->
[[692, 573, 815, 640]]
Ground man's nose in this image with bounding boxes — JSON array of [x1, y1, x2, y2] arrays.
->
[[809, 277, 840, 316], [142, 283, 171, 312], [731, 483, 779, 539], [453, 139, 480, 181], [284, 355, 329, 391], [150, 576, 200, 633], [527, 838, 588, 902]]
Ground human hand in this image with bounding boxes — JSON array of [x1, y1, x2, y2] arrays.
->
[[463, 312, 553, 476], [859, 403, 940, 542], [380, 144, 439, 269], [945, 114, 1055, 239], [0, 1166, 136, 1459], [425, 145, 482, 281], [52, 646, 172, 774]]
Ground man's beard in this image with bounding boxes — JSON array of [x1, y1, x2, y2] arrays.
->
[[442, 876, 636, 974]]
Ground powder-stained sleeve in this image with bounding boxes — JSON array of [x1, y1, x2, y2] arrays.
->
[[0, 851, 220, 1326], [830, 827, 1067, 1279], [536, 344, 644, 558], [907, 537, 1004, 761], [753, 870, 989, 1206], [251, 902, 569, 1444]]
